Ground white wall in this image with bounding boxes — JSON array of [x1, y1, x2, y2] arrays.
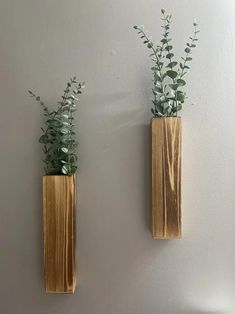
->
[[0, 0, 235, 313]]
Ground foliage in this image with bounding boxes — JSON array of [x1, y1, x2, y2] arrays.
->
[[133, 9, 199, 117], [29, 77, 85, 175]]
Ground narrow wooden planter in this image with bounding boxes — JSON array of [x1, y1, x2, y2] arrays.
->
[[151, 117, 182, 239], [43, 175, 76, 293]]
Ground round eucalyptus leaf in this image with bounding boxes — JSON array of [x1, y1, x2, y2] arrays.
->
[[39, 134, 49, 144], [177, 79, 186, 86], [167, 61, 177, 68], [166, 70, 178, 79], [62, 165, 69, 174], [61, 128, 69, 134], [165, 45, 173, 51], [176, 91, 185, 102], [61, 147, 69, 153], [166, 53, 174, 59], [169, 83, 179, 90]]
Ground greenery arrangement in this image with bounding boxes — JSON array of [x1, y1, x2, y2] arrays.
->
[[29, 77, 85, 175], [133, 9, 199, 117]]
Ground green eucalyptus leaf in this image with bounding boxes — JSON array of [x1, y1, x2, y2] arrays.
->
[[154, 86, 163, 93], [177, 79, 186, 86], [154, 73, 162, 82], [66, 99, 72, 105], [70, 165, 77, 174], [70, 95, 78, 100], [61, 134, 70, 142], [166, 70, 178, 79], [169, 83, 179, 90], [69, 154, 78, 163], [61, 147, 69, 153], [39, 134, 49, 144], [166, 53, 174, 59], [165, 45, 173, 51], [152, 100, 164, 114], [47, 120, 62, 128], [161, 38, 167, 44], [61, 128, 69, 134], [151, 66, 158, 72], [62, 164, 69, 174], [176, 91, 185, 102], [167, 61, 177, 68], [172, 104, 182, 113]]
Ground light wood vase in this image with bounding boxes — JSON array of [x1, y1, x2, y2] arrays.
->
[[43, 175, 76, 293], [151, 117, 182, 239]]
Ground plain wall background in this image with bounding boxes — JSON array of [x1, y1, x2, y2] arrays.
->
[[0, 0, 235, 313]]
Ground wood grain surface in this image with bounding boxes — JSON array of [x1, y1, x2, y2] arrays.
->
[[43, 175, 76, 293], [151, 117, 181, 239]]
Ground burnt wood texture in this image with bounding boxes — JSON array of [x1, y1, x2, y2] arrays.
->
[[43, 175, 76, 293], [151, 117, 182, 239]]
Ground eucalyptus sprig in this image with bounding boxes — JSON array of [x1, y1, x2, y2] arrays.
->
[[133, 9, 199, 117], [29, 77, 85, 175]]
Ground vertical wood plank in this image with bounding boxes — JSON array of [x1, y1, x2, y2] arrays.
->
[[43, 175, 76, 293], [152, 117, 181, 239]]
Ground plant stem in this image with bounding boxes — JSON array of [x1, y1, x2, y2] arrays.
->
[[180, 25, 197, 78], [162, 13, 177, 116]]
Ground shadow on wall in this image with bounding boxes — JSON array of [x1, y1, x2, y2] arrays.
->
[[143, 123, 152, 233]]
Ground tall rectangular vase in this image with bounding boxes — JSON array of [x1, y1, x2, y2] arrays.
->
[[43, 175, 76, 293], [151, 117, 182, 239]]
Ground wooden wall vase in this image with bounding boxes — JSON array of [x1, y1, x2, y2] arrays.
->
[[151, 117, 181, 239], [43, 175, 76, 293]]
